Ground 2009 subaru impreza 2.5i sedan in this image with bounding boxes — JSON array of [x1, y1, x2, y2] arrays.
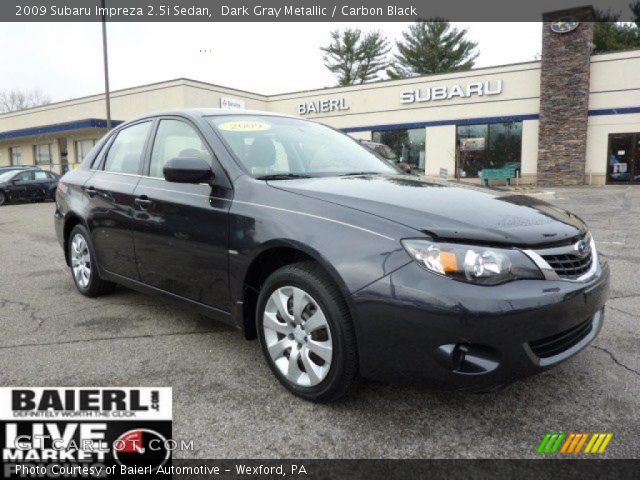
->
[[54, 109, 609, 402]]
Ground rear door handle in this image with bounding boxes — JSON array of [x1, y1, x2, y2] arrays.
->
[[135, 196, 153, 210], [85, 186, 97, 197]]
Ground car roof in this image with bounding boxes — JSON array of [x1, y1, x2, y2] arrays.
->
[[123, 108, 297, 125], [190, 108, 296, 118]]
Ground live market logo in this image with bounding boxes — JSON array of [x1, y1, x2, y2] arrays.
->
[[0, 387, 172, 478]]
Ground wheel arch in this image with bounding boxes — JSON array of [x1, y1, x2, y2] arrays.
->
[[62, 212, 87, 266], [239, 240, 356, 341]]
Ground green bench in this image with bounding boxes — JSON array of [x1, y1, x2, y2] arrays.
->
[[480, 167, 517, 186]]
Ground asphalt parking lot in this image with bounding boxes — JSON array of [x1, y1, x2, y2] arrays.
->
[[0, 186, 638, 459]]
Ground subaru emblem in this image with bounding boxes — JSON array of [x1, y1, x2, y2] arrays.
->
[[576, 239, 589, 257], [550, 19, 580, 34]]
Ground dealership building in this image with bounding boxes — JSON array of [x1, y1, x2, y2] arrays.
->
[[1, 6, 639, 186]]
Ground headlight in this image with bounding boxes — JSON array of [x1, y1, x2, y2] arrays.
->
[[401, 239, 544, 285]]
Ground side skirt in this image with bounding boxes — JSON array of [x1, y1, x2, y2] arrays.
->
[[101, 270, 240, 330]]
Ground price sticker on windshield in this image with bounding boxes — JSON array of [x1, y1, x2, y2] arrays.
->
[[218, 120, 272, 132]]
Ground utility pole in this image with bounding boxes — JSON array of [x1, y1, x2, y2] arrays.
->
[[101, 0, 112, 129]]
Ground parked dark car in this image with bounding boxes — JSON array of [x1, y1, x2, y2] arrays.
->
[[54, 110, 609, 402], [0, 168, 59, 206], [0, 165, 40, 174], [359, 139, 413, 174]]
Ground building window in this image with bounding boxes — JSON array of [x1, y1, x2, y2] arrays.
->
[[34, 144, 52, 166], [9, 147, 22, 166], [75, 139, 96, 163], [372, 128, 426, 170], [456, 121, 522, 178]]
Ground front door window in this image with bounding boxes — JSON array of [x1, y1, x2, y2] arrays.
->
[[608, 133, 640, 184]]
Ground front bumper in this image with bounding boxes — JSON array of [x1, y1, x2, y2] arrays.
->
[[351, 258, 610, 390]]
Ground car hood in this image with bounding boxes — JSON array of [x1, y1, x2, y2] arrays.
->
[[269, 174, 587, 247]]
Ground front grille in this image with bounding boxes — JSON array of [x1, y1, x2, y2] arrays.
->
[[528, 318, 593, 358], [541, 251, 593, 279]]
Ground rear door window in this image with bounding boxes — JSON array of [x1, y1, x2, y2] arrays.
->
[[103, 122, 152, 174]]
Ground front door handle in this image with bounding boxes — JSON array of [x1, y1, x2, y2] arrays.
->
[[135, 196, 153, 210], [85, 186, 97, 198]]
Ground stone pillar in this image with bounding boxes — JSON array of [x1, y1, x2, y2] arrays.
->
[[537, 7, 595, 186]]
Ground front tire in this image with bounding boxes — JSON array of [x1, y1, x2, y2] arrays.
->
[[68, 224, 115, 297], [256, 261, 358, 402], [0, 191, 6, 206]]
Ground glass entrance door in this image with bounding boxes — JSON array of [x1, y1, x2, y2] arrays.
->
[[607, 133, 640, 184]]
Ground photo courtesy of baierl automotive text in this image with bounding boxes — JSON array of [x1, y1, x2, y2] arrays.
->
[[0, 0, 638, 478]]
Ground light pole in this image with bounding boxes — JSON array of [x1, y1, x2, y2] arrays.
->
[[101, 0, 112, 129]]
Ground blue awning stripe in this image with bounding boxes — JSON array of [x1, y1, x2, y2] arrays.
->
[[0, 118, 121, 141], [340, 106, 640, 133], [340, 114, 540, 133], [588, 106, 640, 116]]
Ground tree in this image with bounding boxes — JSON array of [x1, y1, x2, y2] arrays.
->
[[387, 20, 478, 79], [321, 29, 391, 86], [0, 88, 50, 113], [355, 31, 392, 84], [593, 1, 640, 53]]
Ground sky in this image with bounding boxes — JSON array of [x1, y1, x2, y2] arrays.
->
[[1, 22, 541, 102]]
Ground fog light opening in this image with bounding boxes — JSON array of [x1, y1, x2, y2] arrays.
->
[[434, 343, 500, 375]]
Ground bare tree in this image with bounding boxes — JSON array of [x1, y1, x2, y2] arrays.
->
[[0, 88, 51, 113]]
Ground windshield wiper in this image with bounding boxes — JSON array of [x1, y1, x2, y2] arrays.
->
[[256, 173, 313, 180], [339, 171, 381, 176]]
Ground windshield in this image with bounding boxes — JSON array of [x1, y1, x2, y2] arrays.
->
[[0, 171, 19, 182], [208, 115, 396, 178]]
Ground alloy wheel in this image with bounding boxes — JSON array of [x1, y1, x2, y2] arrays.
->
[[262, 286, 333, 387], [70, 233, 91, 288]]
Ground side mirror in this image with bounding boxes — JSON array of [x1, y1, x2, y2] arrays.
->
[[163, 157, 214, 184]]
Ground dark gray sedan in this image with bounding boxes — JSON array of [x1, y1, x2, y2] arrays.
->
[[54, 109, 609, 402]]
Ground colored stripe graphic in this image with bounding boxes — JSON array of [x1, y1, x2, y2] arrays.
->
[[573, 433, 589, 453], [537, 433, 565, 454], [598, 433, 614, 453], [585, 433, 614, 454], [560, 433, 576, 453], [537, 434, 552, 454], [564, 433, 586, 454], [538, 433, 613, 454]]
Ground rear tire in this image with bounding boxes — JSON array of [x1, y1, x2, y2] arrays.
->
[[0, 191, 6, 206], [68, 224, 115, 297], [256, 261, 358, 402]]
